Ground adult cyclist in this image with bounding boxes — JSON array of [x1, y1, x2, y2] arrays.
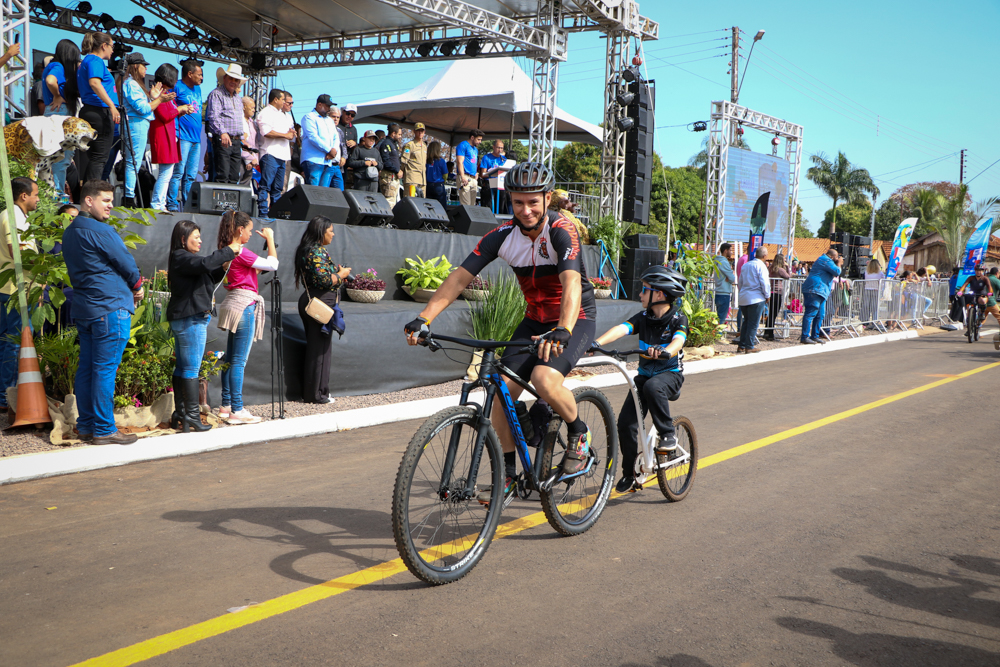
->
[[404, 161, 597, 504], [957, 264, 993, 330]]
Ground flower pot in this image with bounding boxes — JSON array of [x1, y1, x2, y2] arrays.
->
[[593, 288, 611, 299], [403, 285, 437, 303], [462, 288, 489, 301], [347, 288, 385, 303]]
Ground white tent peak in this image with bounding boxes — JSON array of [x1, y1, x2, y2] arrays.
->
[[355, 57, 603, 145]]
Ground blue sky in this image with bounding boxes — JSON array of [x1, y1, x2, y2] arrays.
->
[[31, 0, 1000, 233]]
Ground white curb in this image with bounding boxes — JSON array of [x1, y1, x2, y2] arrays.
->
[[0, 329, 923, 485]]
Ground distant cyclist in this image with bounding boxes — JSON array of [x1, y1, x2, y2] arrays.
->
[[404, 162, 598, 503], [957, 264, 993, 328], [593, 266, 689, 493]]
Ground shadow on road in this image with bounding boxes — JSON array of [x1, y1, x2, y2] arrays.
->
[[162, 506, 396, 585], [776, 617, 1000, 666]]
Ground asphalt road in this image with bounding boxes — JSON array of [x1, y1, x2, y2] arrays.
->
[[2, 330, 999, 667]]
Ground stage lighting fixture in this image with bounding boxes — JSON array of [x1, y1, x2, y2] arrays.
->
[[98, 12, 115, 29], [207, 37, 222, 51], [692, 121, 707, 132], [616, 91, 634, 107], [129, 15, 145, 27], [185, 28, 199, 39], [417, 43, 433, 57], [621, 66, 639, 83], [616, 117, 634, 132], [272, 26, 279, 36], [440, 40, 458, 57], [465, 38, 483, 57], [153, 25, 169, 41], [77, 1, 92, 13], [229, 37, 242, 48], [38, 0, 58, 13], [249, 52, 267, 70]]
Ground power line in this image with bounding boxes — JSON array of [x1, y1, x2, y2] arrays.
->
[[966, 157, 1000, 185], [644, 51, 727, 89], [658, 29, 729, 39]]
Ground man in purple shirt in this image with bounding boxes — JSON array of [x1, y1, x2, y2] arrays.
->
[[204, 64, 246, 184]]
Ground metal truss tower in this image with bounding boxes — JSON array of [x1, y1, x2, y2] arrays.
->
[[247, 19, 276, 112], [703, 100, 804, 253], [1, 0, 29, 119], [598, 30, 632, 223], [527, 0, 566, 167]]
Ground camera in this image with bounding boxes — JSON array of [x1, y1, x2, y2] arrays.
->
[[109, 42, 133, 72]]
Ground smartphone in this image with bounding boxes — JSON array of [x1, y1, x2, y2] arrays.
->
[[14, 34, 19, 43]]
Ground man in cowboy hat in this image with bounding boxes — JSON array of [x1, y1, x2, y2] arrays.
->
[[205, 63, 247, 184]]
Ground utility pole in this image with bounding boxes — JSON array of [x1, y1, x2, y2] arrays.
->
[[730, 27, 740, 104], [959, 149, 966, 184]]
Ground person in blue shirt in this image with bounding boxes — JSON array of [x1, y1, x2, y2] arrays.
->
[[425, 141, 448, 210], [299, 94, 341, 188], [62, 181, 144, 446], [167, 59, 205, 212], [119, 52, 171, 207], [77, 32, 119, 182], [42, 39, 80, 197], [455, 129, 483, 206], [800, 248, 843, 344], [479, 140, 510, 214]]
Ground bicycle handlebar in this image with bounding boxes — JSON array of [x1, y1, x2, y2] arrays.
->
[[588, 344, 664, 361], [419, 331, 539, 354]]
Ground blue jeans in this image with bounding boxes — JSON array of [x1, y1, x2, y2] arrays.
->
[[124, 116, 149, 199], [258, 154, 285, 217], [168, 139, 201, 211], [76, 308, 131, 437], [44, 104, 74, 195], [303, 161, 334, 187], [329, 165, 344, 190], [220, 304, 255, 412], [427, 182, 447, 210], [151, 163, 175, 209], [801, 292, 827, 341], [714, 293, 731, 328], [170, 313, 210, 380], [0, 293, 29, 408], [738, 301, 766, 350]]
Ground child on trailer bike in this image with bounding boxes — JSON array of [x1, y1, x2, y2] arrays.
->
[[593, 266, 689, 493], [404, 161, 599, 506]]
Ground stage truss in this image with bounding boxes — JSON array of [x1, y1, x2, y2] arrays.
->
[[703, 100, 804, 254], [12, 0, 658, 180]]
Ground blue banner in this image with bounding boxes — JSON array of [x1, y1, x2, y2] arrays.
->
[[956, 216, 995, 287], [884, 217, 917, 279]]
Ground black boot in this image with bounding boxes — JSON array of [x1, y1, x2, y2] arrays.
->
[[182, 378, 211, 432], [122, 196, 135, 208], [169, 376, 184, 430]]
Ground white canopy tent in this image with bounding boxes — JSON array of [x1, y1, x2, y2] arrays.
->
[[354, 57, 603, 147]]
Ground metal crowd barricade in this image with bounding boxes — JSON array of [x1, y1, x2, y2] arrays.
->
[[783, 277, 806, 337], [924, 280, 952, 324], [818, 279, 860, 338], [855, 279, 887, 332]]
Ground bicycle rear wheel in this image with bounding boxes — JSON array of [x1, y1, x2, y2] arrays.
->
[[392, 406, 503, 585], [539, 387, 618, 536], [967, 308, 975, 343], [657, 416, 698, 502]]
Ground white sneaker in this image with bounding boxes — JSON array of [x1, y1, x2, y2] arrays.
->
[[227, 409, 261, 425], [218, 406, 231, 420]]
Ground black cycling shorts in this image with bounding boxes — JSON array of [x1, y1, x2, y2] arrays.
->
[[500, 317, 596, 380]]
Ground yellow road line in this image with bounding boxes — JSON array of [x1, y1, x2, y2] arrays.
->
[[72, 361, 1000, 667]]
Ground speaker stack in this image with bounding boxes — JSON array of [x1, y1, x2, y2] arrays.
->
[[392, 197, 449, 231], [620, 233, 664, 300], [830, 232, 872, 278], [270, 184, 350, 224], [343, 190, 394, 226], [185, 182, 254, 215], [447, 204, 501, 236]]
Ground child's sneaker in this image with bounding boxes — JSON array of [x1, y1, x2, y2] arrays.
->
[[477, 475, 516, 507], [655, 434, 679, 460], [227, 409, 261, 425], [560, 428, 591, 475]]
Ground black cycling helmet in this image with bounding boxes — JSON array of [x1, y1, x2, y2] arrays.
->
[[640, 265, 687, 299], [504, 161, 555, 193]]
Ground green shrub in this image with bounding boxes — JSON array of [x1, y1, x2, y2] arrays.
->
[[397, 255, 454, 290], [469, 273, 526, 355]]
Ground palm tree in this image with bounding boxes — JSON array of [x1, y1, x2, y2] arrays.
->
[[914, 184, 999, 268], [806, 151, 879, 236]]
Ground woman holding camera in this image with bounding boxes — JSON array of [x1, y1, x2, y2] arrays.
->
[[294, 216, 350, 404], [216, 211, 278, 424], [166, 220, 242, 432]]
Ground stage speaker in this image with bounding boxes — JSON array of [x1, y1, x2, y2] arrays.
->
[[271, 184, 350, 224], [343, 190, 394, 226], [853, 235, 871, 247], [447, 204, 500, 236], [186, 182, 254, 215], [625, 233, 659, 249], [619, 247, 665, 301], [391, 197, 449, 231]]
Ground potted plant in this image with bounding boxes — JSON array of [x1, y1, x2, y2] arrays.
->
[[467, 274, 526, 379], [462, 274, 490, 301], [397, 255, 454, 303], [346, 268, 386, 303], [590, 277, 612, 299]]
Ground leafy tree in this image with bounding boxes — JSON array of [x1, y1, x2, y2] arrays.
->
[[648, 160, 704, 246], [687, 135, 750, 181], [888, 181, 968, 238], [793, 204, 812, 238], [806, 151, 879, 235], [873, 197, 901, 240], [554, 142, 601, 185], [910, 184, 999, 267], [817, 201, 873, 238]]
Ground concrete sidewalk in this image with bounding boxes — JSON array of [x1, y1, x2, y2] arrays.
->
[[0, 329, 929, 486]]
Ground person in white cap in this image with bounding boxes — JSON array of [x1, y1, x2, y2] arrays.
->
[[205, 63, 247, 183]]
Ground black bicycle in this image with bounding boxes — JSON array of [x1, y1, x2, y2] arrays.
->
[[392, 332, 618, 585], [967, 298, 984, 343]]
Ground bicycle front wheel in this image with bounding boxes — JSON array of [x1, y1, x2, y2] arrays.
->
[[657, 416, 699, 502], [392, 406, 503, 585], [539, 387, 618, 536]]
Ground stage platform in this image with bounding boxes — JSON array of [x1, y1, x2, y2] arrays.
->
[[121, 211, 636, 405]]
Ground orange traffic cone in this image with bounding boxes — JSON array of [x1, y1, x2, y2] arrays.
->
[[10, 326, 51, 428]]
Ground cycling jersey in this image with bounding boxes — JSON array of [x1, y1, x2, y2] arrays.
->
[[461, 211, 596, 324], [966, 276, 990, 296], [622, 306, 689, 377]]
